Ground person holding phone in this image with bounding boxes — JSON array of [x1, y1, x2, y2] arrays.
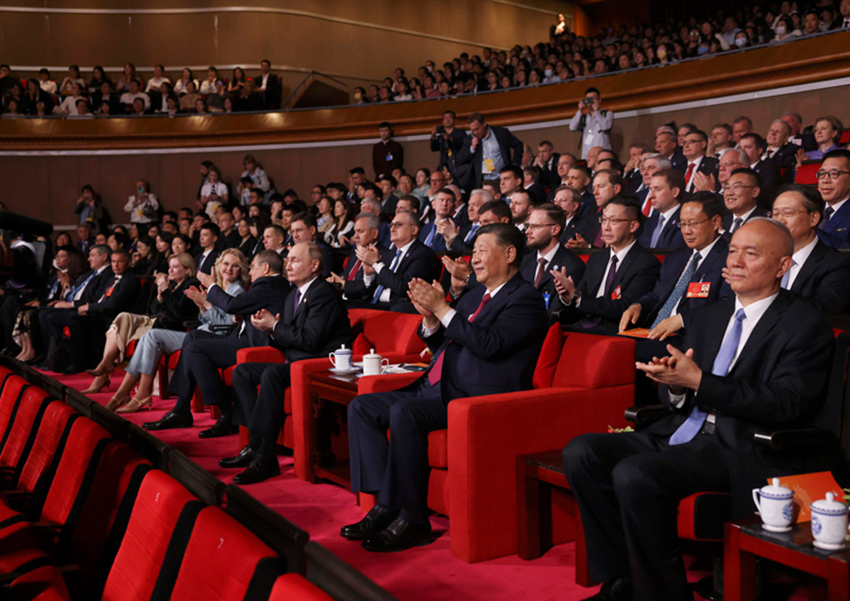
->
[[569, 87, 613, 160], [124, 180, 160, 224]]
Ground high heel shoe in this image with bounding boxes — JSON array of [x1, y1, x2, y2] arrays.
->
[[106, 393, 131, 411], [116, 396, 152, 414], [81, 373, 112, 394]]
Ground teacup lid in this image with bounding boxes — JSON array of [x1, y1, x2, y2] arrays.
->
[[761, 477, 793, 497], [336, 344, 350, 354], [811, 492, 848, 515], [363, 348, 381, 359]]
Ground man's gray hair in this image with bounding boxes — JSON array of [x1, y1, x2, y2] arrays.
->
[[360, 198, 382, 213], [724, 147, 750, 165], [394, 209, 418, 226], [470, 188, 495, 203], [643, 153, 672, 170], [745, 217, 795, 257], [355, 211, 381, 231]]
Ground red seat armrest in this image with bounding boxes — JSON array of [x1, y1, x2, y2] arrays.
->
[[236, 346, 286, 364]]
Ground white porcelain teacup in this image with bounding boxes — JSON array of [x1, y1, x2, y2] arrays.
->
[[329, 344, 352, 371], [362, 349, 389, 376], [811, 492, 848, 550], [752, 478, 794, 532]]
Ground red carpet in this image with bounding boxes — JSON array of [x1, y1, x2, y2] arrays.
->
[[47, 368, 804, 601]]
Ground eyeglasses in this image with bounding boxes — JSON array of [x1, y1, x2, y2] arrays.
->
[[389, 222, 409, 229], [726, 183, 756, 191], [678, 218, 711, 230], [525, 223, 558, 231], [598, 216, 631, 225], [815, 170, 850, 180], [770, 209, 809, 218]]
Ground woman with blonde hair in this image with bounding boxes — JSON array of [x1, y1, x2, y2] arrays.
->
[[108, 248, 249, 413], [83, 252, 199, 393]]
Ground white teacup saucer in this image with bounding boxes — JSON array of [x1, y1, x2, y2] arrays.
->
[[761, 524, 792, 533], [329, 366, 360, 375], [813, 540, 846, 551]]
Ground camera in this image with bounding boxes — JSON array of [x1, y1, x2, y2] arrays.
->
[[582, 98, 593, 106], [435, 125, 445, 134]]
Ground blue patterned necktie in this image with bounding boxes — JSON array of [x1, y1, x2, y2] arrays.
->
[[70, 271, 97, 300], [424, 222, 438, 248], [669, 308, 746, 445], [464, 223, 480, 244], [780, 259, 796, 289], [650, 252, 701, 329], [371, 249, 402, 304], [649, 215, 666, 248]]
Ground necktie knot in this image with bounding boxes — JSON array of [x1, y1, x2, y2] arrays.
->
[[734, 308, 746, 322], [693, 251, 702, 263]]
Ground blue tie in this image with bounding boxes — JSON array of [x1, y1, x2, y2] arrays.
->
[[69, 271, 97, 301], [371, 250, 402, 304], [424, 222, 439, 249], [669, 308, 746, 445], [780, 260, 795, 289], [651, 252, 701, 329], [464, 223, 480, 244], [649, 215, 666, 248]]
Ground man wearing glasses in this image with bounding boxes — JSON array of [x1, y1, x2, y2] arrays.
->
[[771, 184, 850, 312], [815, 149, 850, 248], [681, 130, 719, 194], [552, 197, 661, 334], [721, 168, 770, 234]]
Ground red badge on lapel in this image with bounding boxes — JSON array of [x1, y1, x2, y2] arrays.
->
[[611, 285, 622, 300], [686, 282, 711, 298]]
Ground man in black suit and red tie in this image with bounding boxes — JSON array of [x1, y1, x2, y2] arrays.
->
[[554, 196, 661, 335], [341, 224, 548, 552], [563, 218, 834, 601], [681, 130, 719, 195]]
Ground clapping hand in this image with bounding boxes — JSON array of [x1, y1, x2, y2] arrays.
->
[[566, 233, 591, 249], [550, 267, 576, 303], [441, 255, 472, 291], [635, 346, 702, 394], [251, 308, 279, 332], [196, 270, 215, 289], [355, 244, 381, 267], [692, 171, 716, 192], [407, 278, 449, 325]]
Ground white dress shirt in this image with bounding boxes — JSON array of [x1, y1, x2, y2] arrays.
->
[[365, 240, 414, 303], [784, 236, 818, 289], [595, 241, 636, 298]]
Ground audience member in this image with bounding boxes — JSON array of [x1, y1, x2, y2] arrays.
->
[[373, 122, 404, 179], [457, 112, 523, 189], [569, 87, 613, 159], [816, 149, 850, 248], [722, 168, 770, 233], [638, 169, 687, 249]]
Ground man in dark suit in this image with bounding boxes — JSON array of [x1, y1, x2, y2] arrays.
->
[[143, 250, 291, 436], [681, 130, 719, 195], [445, 189, 491, 252], [289, 212, 341, 276], [523, 166, 548, 205], [816, 150, 850, 249], [772, 184, 850, 312], [621, 193, 732, 358], [533, 140, 561, 189], [563, 218, 834, 601], [75, 222, 94, 255], [216, 212, 241, 250], [226, 242, 354, 484], [655, 130, 687, 174], [419, 188, 459, 252], [763, 119, 802, 180], [194, 222, 220, 275], [341, 224, 548, 552], [739, 133, 781, 207], [547, 154, 579, 200], [45, 249, 140, 373], [568, 169, 625, 250], [255, 59, 281, 109], [328, 212, 393, 304], [637, 169, 686, 250], [355, 210, 441, 311], [631, 154, 671, 218], [554, 186, 591, 245], [372, 122, 404, 179], [456, 112, 523, 189], [554, 196, 661, 335], [430, 110, 466, 175], [722, 168, 771, 234], [522, 203, 585, 316]]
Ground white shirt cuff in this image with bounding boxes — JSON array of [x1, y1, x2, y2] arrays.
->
[[373, 262, 385, 274], [669, 390, 687, 409], [440, 309, 457, 329]]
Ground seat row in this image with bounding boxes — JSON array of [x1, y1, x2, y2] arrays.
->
[[0, 364, 396, 601]]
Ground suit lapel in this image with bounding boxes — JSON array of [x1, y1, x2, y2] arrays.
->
[[791, 241, 824, 293], [469, 274, 519, 324], [612, 245, 639, 288], [728, 293, 789, 376]]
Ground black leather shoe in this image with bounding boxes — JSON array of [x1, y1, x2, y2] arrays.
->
[[142, 410, 193, 431], [233, 456, 280, 485], [340, 505, 400, 540], [582, 577, 633, 601], [198, 414, 237, 438], [361, 516, 433, 552], [61, 364, 85, 375], [219, 445, 256, 468]]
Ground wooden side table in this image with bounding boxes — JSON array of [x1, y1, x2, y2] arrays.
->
[[725, 517, 850, 601], [307, 371, 360, 487]]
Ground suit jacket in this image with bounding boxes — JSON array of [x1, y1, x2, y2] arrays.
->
[[456, 125, 524, 189], [342, 244, 394, 301], [560, 243, 661, 334], [194, 249, 220, 275], [87, 272, 141, 318], [150, 277, 201, 330], [790, 239, 850, 312], [638, 206, 686, 249], [416, 272, 548, 404], [721, 206, 770, 233], [373, 239, 442, 305], [684, 157, 719, 193], [449, 222, 481, 252], [419, 217, 460, 252], [316, 239, 341, 276], [526, 182, 547, 204], [645, 291, 834, 517], [207, 275, 291, 347], [237, 236, 258, 260], [538, 153, 561, 189], [520, 245, 586, 314], [635, 236, 732, 326], [625, 169, 642, 194], [669, 152, 687, 174], [818, 200, 850, 249], [270, 278, 353, 363], [259, 73, 281, 109], [73, 267, 114, 308], [430, 128, 467, 171], [560, 216, 591, 245], [217, 230, 241, 251], [765, 143, 802, 179], [752, 159, 781, 206]]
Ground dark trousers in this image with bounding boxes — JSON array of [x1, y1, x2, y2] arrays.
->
[[231, 362, 291, 456], [0, 295, 22, 351], [347, 381, 446, 513], [562, 431, 730, 601], [45, 309, 110, 368], [170, 330, 245, 414]]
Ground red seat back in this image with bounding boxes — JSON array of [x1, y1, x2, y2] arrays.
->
[[7, 565, 71, 601], [840, 130, 850, 145], [0, 375, 29, 448], [795, 162, 821, 185], [16, 401, 77, 496], [38, 418, 111, 527], [349, 308, 425, 355], [102, 470, 202, 601], [169, 506, 279, 601], [551, 333, 636, 389], [268, 574, 333, 601], [0, 387, 51, 471]]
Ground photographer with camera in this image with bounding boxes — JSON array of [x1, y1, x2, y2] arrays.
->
[[430, 110, 466, 175], [124, 179, 160, 224], [569, 87, 614, 160]]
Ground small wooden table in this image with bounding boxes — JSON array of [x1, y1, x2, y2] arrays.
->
[[307, 370, 361, 487], [725, 517, 850, 601]]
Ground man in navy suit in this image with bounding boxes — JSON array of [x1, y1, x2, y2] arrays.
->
[[456, 112, 523, 189], [355, 210, 441, 311], [739, 133, 781, 207], [621, 193, 732, 357], [637, 169, 686, 249], [554, 197, 661, 335], [555, 186, 591, 245], [289, 213, 340, 276], [563, 219, 834, 601], [521, 203, 585, 317], [681, 130, 719, 195], [763, 119, 801, 180], [632, 154, 672, 218], [655, 130, 686, 174], [446, 189, 491, 252], [227, 242, 353, 484], [816, 150, 850, 249], [143, 250, 291, 436], [342, 224, 548, 552], [194, 222, 220, 275], [772, 184, 850, 312], [722, 168, 770, 234], [328, 212, 392, 304], [419, 188, 458, 252]]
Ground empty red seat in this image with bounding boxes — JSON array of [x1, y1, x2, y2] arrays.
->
[[795, 162, 821, 185], [268, 573, 333, 601], [167, 506, 280, 601], [101, 470, 203, 601], [7, 565, 71, 601], [0, 388, 51, 480], [0, 375, 30, 449]]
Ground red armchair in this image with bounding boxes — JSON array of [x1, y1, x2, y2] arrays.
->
[[354, 326, 636, 563]]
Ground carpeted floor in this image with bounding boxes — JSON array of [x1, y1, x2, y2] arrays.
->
[[47, 368, 808, 601]]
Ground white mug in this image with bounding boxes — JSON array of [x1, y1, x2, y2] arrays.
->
[[811, 492, 848, 550], [329, 345, 352, 371], [752, 478, 794, 532], [362, 349, 389, 376]]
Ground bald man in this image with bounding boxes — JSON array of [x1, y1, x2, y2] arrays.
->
[[563, 218, 834, 601]]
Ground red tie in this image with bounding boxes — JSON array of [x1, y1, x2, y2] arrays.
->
[[685, 163, 695, 185], [346, 259, 361, 281], [642, 197, 652, 217], [533, 257, 547, 288], [428, 293, 491, 386]]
